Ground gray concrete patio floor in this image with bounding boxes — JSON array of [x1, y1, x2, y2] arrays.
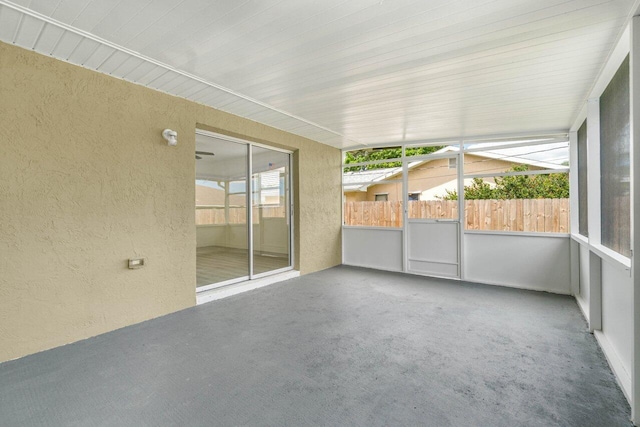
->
[[0, 265, 631, 426]]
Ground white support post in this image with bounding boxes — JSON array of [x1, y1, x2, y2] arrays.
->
[[247, 144, 254, 279], [568, 130, 580, 297], [402, 146, 408, 273], [341, 150, 345, 265], [630, 15, 640, 425], [585, 98, 602, 333], [586, 99, 601, 247], [288, 154, 294, 269], [457, 141, 465, 280], [569, 131, 579, 236], [224, 180, 230, 225]]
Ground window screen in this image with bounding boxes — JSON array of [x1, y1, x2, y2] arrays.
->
[[600, 55, 631, 257], [461, 140, 569, 233], [342, 153, 403, 228], [577, 120, 588, 237]]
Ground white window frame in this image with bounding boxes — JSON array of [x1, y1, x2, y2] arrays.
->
[[568, 28, 632, 270]]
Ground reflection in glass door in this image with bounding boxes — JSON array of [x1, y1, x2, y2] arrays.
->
[[195, 131, 292, 291], [251, 146, 291, 276], [195, 135, 248, 288]]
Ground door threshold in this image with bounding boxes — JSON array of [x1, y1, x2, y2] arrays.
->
[[196, 270, 300, 305]]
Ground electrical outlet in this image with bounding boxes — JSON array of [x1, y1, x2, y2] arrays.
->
[[128, 258, 145, 269]]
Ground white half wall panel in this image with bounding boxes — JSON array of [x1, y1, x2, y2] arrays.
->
[[464, 232, 571, 294], [407, 221, 459, 278], [577, 242, 591, 320], [343, 227, 403, 272], [196, 225, 226, 248], [598, 258, 633, 401]]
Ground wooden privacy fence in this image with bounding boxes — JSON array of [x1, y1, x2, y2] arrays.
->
[[196, 205, 285, 225], [344, 199, 570, 233]]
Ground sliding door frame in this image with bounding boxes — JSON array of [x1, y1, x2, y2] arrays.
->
[[195, 129, 294, 291]]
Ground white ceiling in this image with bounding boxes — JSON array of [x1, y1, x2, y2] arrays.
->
[[0, 0, 637, 149]]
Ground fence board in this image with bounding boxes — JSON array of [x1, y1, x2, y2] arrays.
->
[[559, 199, 569, 233], [196, 206, 285, 225], [344, 199, 569, 233]]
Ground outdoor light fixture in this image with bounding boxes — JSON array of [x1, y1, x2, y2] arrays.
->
[[162, 129, 178, 146]]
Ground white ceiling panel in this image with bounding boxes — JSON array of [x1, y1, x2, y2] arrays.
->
[[122, 60, 158, 82], [0, 0, 638, 149], [19, 0, 65, 17], [166, 78, 199, 95], [50, 0, 94, 24], [108, 56, 145, 77], [0, 4, 21, 41], [191, 0, 451, 78], [70, 0, 126, 31], [89, 1, 165, 40], [66, 37, 101, 65], [223, 101, 269, 118], [189, 87, 220, 104], [51, 31, 83, 59], [97, 50, 133, 75], [148, 71, 184, 91], [12, 15, 43, 49], [131, 0, 246, 55], [81, 43, 117, 69], [197, 90, 245, 107], [30, 23, 63, 53], [114, 0, 211, 47], [135, 67, 171, 86], [180, 82, 209, 99], [219, 2, 591, 89]]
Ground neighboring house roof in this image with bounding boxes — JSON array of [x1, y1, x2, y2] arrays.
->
[[342, 166, 403, 192], [418, 178, 496, 200], [439, 144, 568, 170], [343, 143, 567, 193]]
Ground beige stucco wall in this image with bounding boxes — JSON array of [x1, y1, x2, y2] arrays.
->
[[0, 41, 342, 363]]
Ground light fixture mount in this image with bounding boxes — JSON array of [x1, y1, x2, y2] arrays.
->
[[162, 129, 177, 146]]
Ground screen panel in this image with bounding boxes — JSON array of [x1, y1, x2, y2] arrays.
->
[[577, 120, 588, 237], [600, 55, 630, 257]]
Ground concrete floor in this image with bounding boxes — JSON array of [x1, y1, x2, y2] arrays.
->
[[0, 266, 631, 426]]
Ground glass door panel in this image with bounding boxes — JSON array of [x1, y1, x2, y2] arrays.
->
[[195, 134, 248, 288], [251, 146, 291, 276]]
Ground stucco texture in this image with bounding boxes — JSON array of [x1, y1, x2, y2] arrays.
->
[[0, 41, 341, 363]]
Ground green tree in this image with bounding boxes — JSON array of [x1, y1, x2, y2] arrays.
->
[[440, 165, 569, 200], [440, 178, 496, 200], [344, 146, 443, 171]]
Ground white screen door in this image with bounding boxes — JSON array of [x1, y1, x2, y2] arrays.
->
[[405, 153, 461, 278]]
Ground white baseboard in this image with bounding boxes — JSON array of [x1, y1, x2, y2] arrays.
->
[[342, 262, 402, 273], [594, 330, 632, 404], [462, 275, 572, 295], [575, 295, 590, 324]]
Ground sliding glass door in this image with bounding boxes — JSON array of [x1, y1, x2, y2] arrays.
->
[[195, 135, 249, 288], [251, 146, 291, 276], [195, 131, 292, 291]]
